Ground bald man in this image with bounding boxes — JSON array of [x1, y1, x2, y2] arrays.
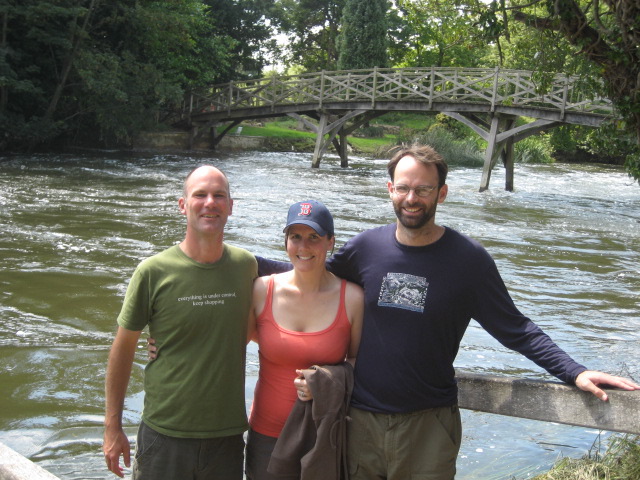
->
[[103, 166, 257, 479]]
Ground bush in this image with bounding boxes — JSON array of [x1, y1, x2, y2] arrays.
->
[[391, 126, 484, 167], [355, 125, 385, 138], [432, 113, 473, 140], [528, 434, 640, 480], [549, 125, 580, 153], [514, 135, 554, 164]]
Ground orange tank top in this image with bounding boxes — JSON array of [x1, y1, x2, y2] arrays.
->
[[249, 275, 351, 437]]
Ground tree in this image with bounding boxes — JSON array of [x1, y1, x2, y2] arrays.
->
[[69, 0, 230, 143], [204, 0, 280, 80], [0, 0, 253, 150], [276, 0, 346, 72], [391, 0, 489, 68], [0, 0, 95, 148], [475, 0, 640, 182], [336, 0, 389, 70]]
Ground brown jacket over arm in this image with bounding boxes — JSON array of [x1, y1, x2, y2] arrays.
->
[[268, 362, 354, 480]]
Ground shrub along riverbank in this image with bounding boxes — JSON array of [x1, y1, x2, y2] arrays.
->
[[526, 434, 640, 480]]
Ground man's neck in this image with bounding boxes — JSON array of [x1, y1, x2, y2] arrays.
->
[[179, 235, 225, 264], [395, 222, 445, 247]]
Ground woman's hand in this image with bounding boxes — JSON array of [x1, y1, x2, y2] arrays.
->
[[294, 369, 313, 401], [147, 337, 158, 361]]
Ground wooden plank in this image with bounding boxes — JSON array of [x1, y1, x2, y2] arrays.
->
[[0, 443, 61, 480], [457, 372, 640, 435]]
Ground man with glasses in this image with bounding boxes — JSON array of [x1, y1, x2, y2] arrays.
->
[[259, 143, 639, 480]]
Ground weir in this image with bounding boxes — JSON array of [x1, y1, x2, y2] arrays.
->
[[2, 374, 638, 480], [183, 67, 616, 191]]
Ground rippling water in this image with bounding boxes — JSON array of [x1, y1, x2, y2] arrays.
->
[[0, 151, 638, 479]]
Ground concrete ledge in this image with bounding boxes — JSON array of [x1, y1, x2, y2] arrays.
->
[[134, 131, 268, 150], [0, 443, 60, 480], [457, 372, 640, 434]]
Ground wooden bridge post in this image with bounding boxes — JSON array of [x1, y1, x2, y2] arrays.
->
[[504, 138, 515, 191], [310, 110, 370, 168], [189, 125, 198, 150], [209, 123, 218, 150], [338, 131, 348, 167], [311, 113, 328, 168], [480, 114, 518, 192], [480, 115, 501, 192]]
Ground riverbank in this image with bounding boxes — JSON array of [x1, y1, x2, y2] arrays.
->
[[134, 129, 319, 154], [131, 113, 626, 169], [132, 122, 389, 157], [132, 114, 434, 156], [531, 434, 640, 480]]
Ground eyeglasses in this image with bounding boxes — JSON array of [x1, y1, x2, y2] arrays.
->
[[391, 184, 437, 197]]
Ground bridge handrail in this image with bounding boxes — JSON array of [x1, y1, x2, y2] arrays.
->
[[188, 67, 614, 118]]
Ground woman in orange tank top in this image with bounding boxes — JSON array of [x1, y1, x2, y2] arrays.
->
[[245, 200, 364, 480]]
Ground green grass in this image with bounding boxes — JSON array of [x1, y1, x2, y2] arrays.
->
[[349, 134, 397, 154], [225, 119, 397, 155], [223, 116, 489, 161], [225, 123, 315, 139], [371, 112, 436, 130], [523, 434, 640, 480]]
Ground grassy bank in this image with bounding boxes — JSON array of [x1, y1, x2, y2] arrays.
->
[[226, 113, 568, 167], [224, 112, 624, 168], [229, 113, 486, 165], [231, 116, 403, 155], [523, 434, 640, 480]]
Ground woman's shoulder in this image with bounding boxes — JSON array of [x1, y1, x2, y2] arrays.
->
[[255, 271, 293, 293], [252, 274, 274, 296], [342, 278, 364, 327], [343, 279, 364, 302]]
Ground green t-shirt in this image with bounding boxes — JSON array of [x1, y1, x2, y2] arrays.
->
[[117, 244, 257, 438]]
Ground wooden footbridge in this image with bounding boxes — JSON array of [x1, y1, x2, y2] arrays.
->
[[183, 67, 615, 191]]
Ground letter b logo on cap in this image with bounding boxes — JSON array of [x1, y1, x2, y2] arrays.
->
[[298, 203, 312, 216]]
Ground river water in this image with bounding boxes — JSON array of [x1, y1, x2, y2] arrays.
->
[[0, 150, 638, 479]]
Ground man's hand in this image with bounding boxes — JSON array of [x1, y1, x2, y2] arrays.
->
[[575, 370, 640, 401], [103, 426, 131, 478], [103, 327, 140, 477]]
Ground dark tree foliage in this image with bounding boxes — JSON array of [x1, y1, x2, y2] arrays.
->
[[337, 0, 389, 70], [204, 0, 280, 81], [491, 0, 640, 181], [0, 0, 277, 151]]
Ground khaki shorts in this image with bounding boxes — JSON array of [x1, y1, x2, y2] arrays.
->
[[347, 405, 462, 480]]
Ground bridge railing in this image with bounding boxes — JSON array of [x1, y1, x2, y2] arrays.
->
[[189, 67, 613, 118]]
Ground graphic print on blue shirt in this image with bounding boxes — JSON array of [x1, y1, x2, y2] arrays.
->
[[377, 272, 428, 313]]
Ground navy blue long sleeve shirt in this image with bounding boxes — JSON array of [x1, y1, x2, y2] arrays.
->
[[258, 224, 587, 414]]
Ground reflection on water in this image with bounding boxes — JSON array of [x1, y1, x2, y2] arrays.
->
[[0, 152, 638, 479]]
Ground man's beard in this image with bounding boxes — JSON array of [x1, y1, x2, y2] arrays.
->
[[393, 201, 437, 230]]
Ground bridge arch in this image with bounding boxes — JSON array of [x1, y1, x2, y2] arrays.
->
[[184, 67, 614, 191]]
